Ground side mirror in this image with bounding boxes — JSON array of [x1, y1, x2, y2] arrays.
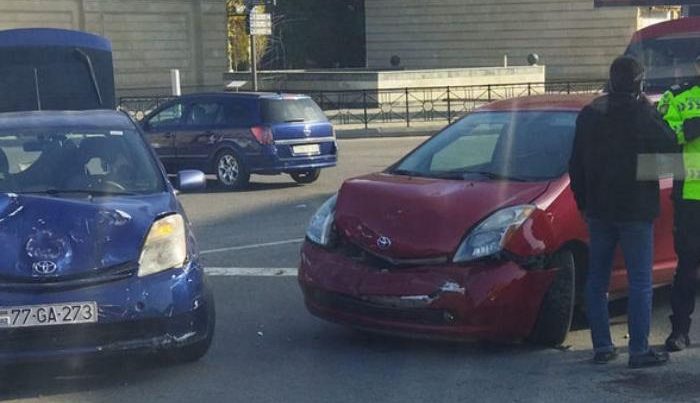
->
[[175, 170, 206, 192]]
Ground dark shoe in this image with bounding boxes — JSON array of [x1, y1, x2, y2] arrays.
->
[[593, 349, 619, 364], [628, 348, 670, 369], [665, 333, 690, 352]]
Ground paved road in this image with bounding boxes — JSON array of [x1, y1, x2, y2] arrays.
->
[[3, 137, 700, 403]]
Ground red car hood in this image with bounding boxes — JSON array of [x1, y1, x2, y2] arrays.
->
[[334, 173, 550, 259]]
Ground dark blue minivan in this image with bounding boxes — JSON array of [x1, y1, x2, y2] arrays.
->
[[141, 92, 338, 189]]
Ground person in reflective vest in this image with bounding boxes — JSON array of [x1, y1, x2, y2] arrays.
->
[[658, 55, 700, 352]]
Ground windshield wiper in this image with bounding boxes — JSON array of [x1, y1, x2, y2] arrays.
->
[[391, 168, 426, 177], [460, 170, 529, 182], [285, 118, 306, 123], [22, 189, 136, 197]]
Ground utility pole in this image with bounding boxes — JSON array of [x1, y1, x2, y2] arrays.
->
[[250, 25, 258, 91], [245, 0, 273, 92]]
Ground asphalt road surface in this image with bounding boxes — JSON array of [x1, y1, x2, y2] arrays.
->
[[3, 137, 700, 403]]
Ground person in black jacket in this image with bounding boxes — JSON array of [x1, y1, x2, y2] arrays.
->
[[569, 55, 678, 368]]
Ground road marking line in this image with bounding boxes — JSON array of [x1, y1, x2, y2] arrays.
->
[[205, 267, 298, 277], [200, 238, 304, 255]]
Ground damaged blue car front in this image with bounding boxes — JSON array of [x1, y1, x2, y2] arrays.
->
[[0, 110, 214, 363]]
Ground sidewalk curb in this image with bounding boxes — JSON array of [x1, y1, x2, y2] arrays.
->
[[336, 126, 441, 139]]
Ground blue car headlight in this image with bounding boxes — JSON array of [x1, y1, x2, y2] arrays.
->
[[453, 205, 536, 263], [138, 214, 187, 277], [306, 194, 337, 246]]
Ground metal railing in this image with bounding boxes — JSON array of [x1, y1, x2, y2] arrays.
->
[[119, 80, 606, 128]]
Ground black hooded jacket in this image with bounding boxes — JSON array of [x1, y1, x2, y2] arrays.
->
[[568, 93, 678, 222]]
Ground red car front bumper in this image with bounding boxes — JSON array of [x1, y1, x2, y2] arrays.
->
[[298, 242, 558, 341]]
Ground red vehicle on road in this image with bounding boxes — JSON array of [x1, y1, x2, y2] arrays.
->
[[298, 94, 677, 345], [625, 17, 700, 96]]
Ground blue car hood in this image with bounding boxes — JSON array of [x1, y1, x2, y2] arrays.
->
[[0, 192, 179, 280]]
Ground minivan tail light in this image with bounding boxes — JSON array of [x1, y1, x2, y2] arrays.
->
[[250, 126, 274, 145]]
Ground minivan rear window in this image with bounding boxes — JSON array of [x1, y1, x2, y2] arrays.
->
[[261, 98, 327, 124]]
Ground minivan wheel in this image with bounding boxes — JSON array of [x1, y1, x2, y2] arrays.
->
[[527, 249, 576, 347], [215, 150, 249, 190], [290, 169, 321, 184]]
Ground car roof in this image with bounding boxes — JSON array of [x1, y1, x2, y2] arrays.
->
[[0, 109, 135, 131], [630, 17, 700, 44], [177, 91, 312, 100], [476, 94, 598, 112]]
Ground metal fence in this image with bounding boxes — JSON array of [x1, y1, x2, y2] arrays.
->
[[118, 80, 606, 128]]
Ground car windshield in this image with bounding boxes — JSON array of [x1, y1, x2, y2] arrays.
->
[[391, 111, 577, 182], [626, 34, 700, 93], [0, 127, 165, 195]]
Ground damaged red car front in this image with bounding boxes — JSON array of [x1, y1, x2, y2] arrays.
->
[[298, 94, 675, 346]]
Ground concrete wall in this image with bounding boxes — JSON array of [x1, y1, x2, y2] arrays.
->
[[365, 0, 649, 80], [0, 0, 227, 97], [224, 65, 545, 92]]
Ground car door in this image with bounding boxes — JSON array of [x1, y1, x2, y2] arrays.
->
[[175, 99, 227, 171], [142, 101, 183, 172]]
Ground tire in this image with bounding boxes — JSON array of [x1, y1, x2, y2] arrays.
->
[[168, 290, 216, 363], [214, 149, 249, 190], [290, 169, 321, 184], [527, 249, 577, 346]]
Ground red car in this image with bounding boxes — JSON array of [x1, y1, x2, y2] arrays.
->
[[298, 94, 677, 345]]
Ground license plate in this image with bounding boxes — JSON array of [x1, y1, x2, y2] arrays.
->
[[292, 144, 320, 156], [0, 302, 98, 328]]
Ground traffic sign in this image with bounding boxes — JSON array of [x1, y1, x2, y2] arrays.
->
[[248, 12, 272, 36]]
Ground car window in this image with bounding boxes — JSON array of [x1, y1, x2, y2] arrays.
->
[[394, 111, 578, 181], [148, 103, 184, 129], [224, 99, 257, 126], [430, 123, 503, 171], [185, 102, 226, 126], [0, 128, 165, 194], [261, 98, 327, 123]]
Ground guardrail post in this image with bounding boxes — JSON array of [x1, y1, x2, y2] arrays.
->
[[405, 88, 410, 127], [528, 83, 531, 96], [567, 82, 572, 94], [487, 84, 492, 102], [446, 86, 451, 123], [363, 90, 368, 130]]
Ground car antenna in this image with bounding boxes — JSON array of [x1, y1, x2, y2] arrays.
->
[[73, 48, 104, 107], [33, 67, 42, 111]]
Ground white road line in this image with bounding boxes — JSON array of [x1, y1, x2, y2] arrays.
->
[[205, 267, 298, 277], [200, 238, 304, 255]]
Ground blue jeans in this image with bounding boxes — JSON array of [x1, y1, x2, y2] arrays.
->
[[585, 218, 653, 356]]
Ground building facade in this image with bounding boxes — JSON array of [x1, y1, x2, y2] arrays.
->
[[365, 0, 678, 80], [0, 0, 227, 97]]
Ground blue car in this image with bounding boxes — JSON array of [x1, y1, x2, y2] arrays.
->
[[141, 92, 338, 189], [0, 109, 214, 363]]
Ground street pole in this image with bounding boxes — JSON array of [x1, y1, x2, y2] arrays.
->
[[250, 33, 258, 91]]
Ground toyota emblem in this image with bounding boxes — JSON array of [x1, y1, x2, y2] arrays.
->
[[32, 261, 58, 276], [376, 236, 392, 250]]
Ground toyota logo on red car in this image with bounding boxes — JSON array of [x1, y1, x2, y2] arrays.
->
[[298, 94, 677, 346]]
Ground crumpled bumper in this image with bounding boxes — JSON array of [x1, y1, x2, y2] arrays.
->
[[298, 242, 557, 341], [0, 261, 213, 363]]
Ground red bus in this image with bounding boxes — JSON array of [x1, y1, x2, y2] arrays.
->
[[624, 17, 700, 95]]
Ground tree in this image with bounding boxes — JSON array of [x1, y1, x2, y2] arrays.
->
[[226, 0, 269, 71]]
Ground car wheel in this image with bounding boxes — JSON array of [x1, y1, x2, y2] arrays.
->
[[168, 289, 216, 363], [290, 169, 321, 184], [527, 249, 576, 346], [215, 150, 249, 190]]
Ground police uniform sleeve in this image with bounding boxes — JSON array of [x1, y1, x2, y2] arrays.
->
[[658, 89, 687, 145]]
